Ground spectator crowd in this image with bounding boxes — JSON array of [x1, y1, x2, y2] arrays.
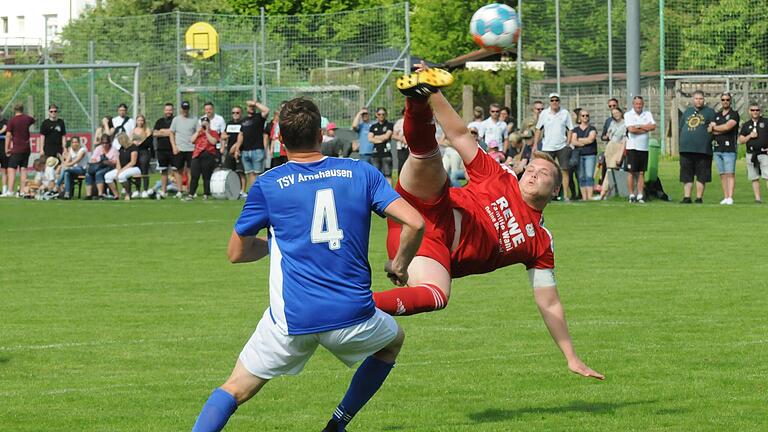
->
[[2, 89, 767, 204]]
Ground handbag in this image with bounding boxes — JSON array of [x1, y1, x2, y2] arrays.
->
[[568, 146, 581, 170]]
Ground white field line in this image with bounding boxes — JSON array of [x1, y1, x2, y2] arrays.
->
[[1, 219, 229, 233], [0, 336, 220, 352]]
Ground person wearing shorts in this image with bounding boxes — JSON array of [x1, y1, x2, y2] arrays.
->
[[678, 90, 716, 203], [221, 106, 246, 198], [170, 101, 198, 197], [4, 103, 36, 197], [368, 107, 394, 183], [152, 103, 175, 198], [190, 98, 424, 432], [232, 100, 270, 191], [624, 96, 656, 203], [534, 93, 574, 200], [738, 103, 768, 203], [710, 92, 740, 205]]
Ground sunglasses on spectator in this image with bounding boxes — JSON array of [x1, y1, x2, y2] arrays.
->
[[470, 130, 478, 135], [750, 109, 761, 111], [721, 98, 731, 102], [490, 110, 500, 113], [49, 110, 58, 113], [550, 98, 560, 102], [608, 104, 617, 108], [232, 111, 241, 114], [581, 114, 590, 118], [535, 107, 543, 111]]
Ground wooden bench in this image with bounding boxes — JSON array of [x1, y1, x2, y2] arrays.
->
[[73, 174, 150, 199]]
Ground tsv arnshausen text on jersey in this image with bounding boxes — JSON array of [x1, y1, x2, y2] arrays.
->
[[235, 157, 400, 335]]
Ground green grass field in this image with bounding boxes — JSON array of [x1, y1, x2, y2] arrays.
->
[[1, 160, 767, 431]]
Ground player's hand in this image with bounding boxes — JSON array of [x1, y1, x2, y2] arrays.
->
[[568, 358, 604, 380], [384, 260, 409, 286]]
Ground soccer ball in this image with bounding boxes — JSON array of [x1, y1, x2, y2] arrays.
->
[[470, 3, 521, 52]]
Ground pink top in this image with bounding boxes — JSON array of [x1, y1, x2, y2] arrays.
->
[[89, 145, 119, 163]]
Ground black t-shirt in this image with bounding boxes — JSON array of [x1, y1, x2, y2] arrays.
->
[[739, 117, 768, 153], [0, 118, 6, 143], [119, 145, 138, 167], [572, 124, 597, 155], [153, 116, 173, 151], [239, 114, 267, 151], [40, 118, 67, 155], [224, 121, 242, 152], [137, 134, 153, 152], [713, 109, 740, 153], [369, 121, 394, 157]]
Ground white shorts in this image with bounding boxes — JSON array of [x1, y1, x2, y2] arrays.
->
[[746, 153, 768, 181], [239, 308, 399, 380]]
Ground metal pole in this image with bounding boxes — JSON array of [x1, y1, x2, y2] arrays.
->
[[404, 1, 411, 73], [175, 11, 181, 109], [260, 8, 267, 103], [132, 65, 140, 120], [608, 0, 613, 97], [626, 0, 641, 108], [555, 0, 561, 95], [659, 0, 666, 153], [252, 38, 258, 101], [516, 0, 522, 129], [44, 16, 49, 110], [89, 41, 95, 142]]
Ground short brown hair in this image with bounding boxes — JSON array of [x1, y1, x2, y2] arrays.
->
[[278, 97, 321, 151], [13, 103, 24, 113], [532, 151, 563, 188]]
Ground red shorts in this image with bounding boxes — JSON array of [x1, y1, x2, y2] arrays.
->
[[386, 180, 455, 273]]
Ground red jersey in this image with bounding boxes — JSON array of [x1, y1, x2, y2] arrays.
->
[[448, 150, 555, 278], [6, 113, 36, 154]]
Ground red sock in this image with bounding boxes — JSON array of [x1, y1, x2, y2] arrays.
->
[[373, 284, 448, 316], [404, 98, 439, 158]]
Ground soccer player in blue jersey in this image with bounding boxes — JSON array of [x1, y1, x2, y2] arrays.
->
[[191, 97, 425, 432]]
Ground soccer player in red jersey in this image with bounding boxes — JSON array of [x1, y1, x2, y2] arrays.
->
[[374, 63, 604, 380]]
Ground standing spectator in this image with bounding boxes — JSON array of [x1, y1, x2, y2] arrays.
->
[[368, 107, 394, 183], [500, 106, 511, 125], [738, 103, 768, 203], [170, 101, 198, 198], [321, 122, 342, 157], [152, 103, 175, 199], [186, 117, 220, 200], [710, 92, 740, 205], [56, 136, 89, 199], [467, 106, 485, 138], [39, 104, 66, 159], [109, 103, 135, 149], [221, 105, 246, 198], [352, 107, 374, 164], [600, 98, 620, 142], [522, 101, 544, 150], [265, 101, 288, 169], [504, 131, 532, 176], [84, 134, 118, 199], [480, 103, 507, 151], [624, 96, 656, 203], [570, 109, 598, 201], [104, 135, 140, 200], [132, 114, 153, 198], [442, 139, 465, 187], [3, 103, 36, 197], [231, 100, 269, 191], [392, 109, 408, 171], [0, 109, 7, 196], [679, 90, 716, 204], [200, 101, 226, 136], [534, 93, 573, 200], [598, 108, 626, 200]]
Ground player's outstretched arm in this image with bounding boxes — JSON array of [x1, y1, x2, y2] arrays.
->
[[428, 92, 479, 165], [533, 286, 605, 380], [383, 198, 425, 286], [227, 230, 269, 263]]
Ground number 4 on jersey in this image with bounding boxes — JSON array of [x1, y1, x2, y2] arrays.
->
[[311, 189, 344, 250]]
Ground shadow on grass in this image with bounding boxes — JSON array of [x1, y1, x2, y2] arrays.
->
[[469, 400, 660, 423], [0, 356, 10, 364]]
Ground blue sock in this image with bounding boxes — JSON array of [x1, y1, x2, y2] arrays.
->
[[192, 388, 238, 432], [332, 356, 394, 430]]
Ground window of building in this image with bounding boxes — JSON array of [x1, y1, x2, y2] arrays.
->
[[16, 16, 24, 33], [1, 17, 8, 34]]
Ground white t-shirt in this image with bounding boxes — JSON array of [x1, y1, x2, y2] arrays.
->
[[623, 110, 655, 151], [112, 116, 136, 149], [467, 120, 484, 137], [68, 146, 89, 169], [536, 108, 573, 151], [480, 118, 507, 149]]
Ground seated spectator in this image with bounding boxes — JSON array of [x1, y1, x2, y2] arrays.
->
[[84, 134, 118, 199], [186, 117, 220, 200], [321, 122, 342, 157], [27, 157, 58, 199], [56, 137, 89, 199], [104, 134, 141, 200], [487, 139, 506, 163], [132, 114, 153, 198], [504, 132, 532, 175], [598, 108, 627, 200]]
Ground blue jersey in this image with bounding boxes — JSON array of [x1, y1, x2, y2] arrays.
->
[[234, 157, 400, 335]]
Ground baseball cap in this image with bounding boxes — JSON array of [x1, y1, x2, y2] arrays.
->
[[548, 93, 560, 100], [181, 101, 190, 109], [326, 122, 337, 130]]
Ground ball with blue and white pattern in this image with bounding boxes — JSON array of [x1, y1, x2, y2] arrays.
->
[[470, 3, 521, 52]]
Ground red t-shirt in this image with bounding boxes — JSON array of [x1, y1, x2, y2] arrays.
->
[[448, 150, 555, 278], [6, 113, 36, 154], [192, 129, 220, 158]]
